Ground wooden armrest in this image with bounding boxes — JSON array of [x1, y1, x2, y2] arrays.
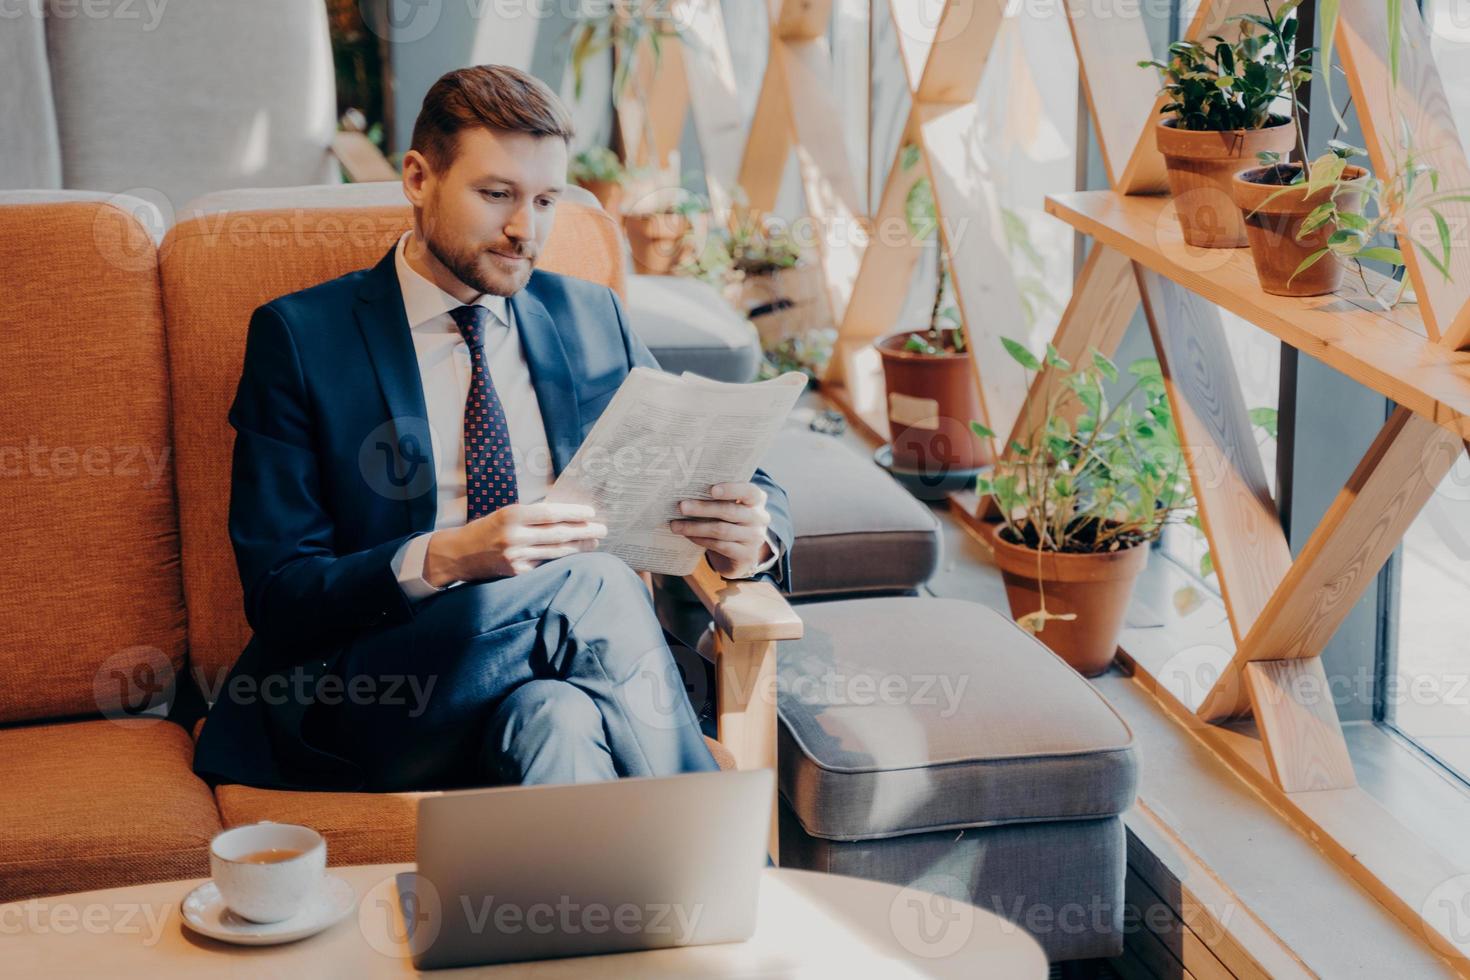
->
[[682, 558, 802, 643], [331, 130, 399, 183]]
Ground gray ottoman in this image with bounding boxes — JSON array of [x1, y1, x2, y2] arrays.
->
[[656, 429, 942, 648], [759, 429, 942, 598], [776, 597, 1138, 963], [625, 274, 762, 382]]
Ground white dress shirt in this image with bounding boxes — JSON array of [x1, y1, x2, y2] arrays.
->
[[389, 231, 779, 599]]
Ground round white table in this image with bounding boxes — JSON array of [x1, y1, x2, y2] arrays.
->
[[3, 864, 1048, 977]]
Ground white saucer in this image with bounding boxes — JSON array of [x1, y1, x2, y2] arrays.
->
[[181, 874, 356, 946]]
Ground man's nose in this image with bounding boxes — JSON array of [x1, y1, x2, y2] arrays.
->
[[503, 197, 533, 242]]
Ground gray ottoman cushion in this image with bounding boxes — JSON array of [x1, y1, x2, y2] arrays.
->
[[625, 275, 761, 382], [778, 597, 1137, 840], [763, 431, 942, 596]]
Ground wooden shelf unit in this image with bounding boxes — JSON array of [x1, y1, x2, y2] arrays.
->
[[1045, 190, 1470, 437]]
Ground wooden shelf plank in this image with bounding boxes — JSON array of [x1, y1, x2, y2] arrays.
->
[[1046, 190, 1470, 437]]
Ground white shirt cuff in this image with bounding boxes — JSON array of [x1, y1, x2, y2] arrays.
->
[[741, 529, 784, 578], [392, 531, 455, 600]]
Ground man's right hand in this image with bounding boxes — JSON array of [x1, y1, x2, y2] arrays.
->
[[423, 502, 607, 585]]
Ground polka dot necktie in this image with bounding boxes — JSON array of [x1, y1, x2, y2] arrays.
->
[[450, 305, 519, 519]]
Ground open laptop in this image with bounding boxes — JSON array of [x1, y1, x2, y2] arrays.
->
[[398, 768, 774, 970]]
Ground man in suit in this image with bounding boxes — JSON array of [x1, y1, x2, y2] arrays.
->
[[193, 65, 791, 793]]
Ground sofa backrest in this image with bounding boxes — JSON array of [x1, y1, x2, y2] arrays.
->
[[160, 184, 626, 687], [0, 195, 187, 724]]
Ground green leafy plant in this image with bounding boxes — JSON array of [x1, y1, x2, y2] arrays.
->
[[1251, 0, 1470, 305], [569, 1, 688, 184], [1002, 207, 1061, 330], [568, 146, 628, 186], [900, 143, 964, 356], [679, 204, 802, 284], [759, 329, 837, 383], [569, 0, 684, 103], [1140, 10, 1310, 132], [971, 341, 1193, 631]]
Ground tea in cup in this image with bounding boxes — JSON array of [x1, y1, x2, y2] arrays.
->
[[209, 822, 326, 923]]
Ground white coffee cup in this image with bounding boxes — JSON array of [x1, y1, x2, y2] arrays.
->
[[209, 822, 327, 923]]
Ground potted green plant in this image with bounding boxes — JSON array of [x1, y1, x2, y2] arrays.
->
[[971, 342, 1194, 676], [876, 144, 991, 479], [683, 205, 818, 339], [1232, 145, 1372, 296], [1232, 1, 1466, 303], [623, 189, 705, 276], [1141, 11, 1305, 248], [568, 146, 629, 216]]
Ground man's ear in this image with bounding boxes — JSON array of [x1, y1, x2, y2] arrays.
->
[[401, 150, 432, 206]]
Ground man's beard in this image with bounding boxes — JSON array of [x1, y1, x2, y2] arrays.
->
[[422, 228, 535, 297]]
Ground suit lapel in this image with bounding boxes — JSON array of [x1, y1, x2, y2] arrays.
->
[[510, 276, 582, 476], [354, 247, 438, 533]]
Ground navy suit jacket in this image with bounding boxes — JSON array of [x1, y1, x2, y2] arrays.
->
[[192, 246, 793, 789]]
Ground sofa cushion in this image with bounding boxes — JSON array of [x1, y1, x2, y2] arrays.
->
[[45, 0, 337, 210], [763, 430, 942, 596], [213, 736, 735, 866], [0, 719, 222, 901], [777, 597, 1137, 840], [215, 785, 428, 867], [158, 188, 625, 687], [625, 275, 761, 382], [0, 198, 187, 725]]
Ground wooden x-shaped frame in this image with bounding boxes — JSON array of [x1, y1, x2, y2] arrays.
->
[[1040, 0, 1470, 796]]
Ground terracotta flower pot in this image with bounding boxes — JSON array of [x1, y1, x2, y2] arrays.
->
[[875, 332, 992, 474], [989, 531, 1149, 677], [623, 212, 692, 275], [1155, 119, 1297, 248], [1231, 163, 1369, 297], [576, 178, 624, 217]]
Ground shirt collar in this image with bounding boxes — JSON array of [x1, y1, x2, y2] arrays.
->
[[394, 231, 511, 332]]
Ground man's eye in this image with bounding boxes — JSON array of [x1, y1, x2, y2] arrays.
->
[[482, 190, 508, 200], [536, 198, 554, 208]]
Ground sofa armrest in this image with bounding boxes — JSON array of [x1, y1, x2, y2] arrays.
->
[[681, 558, 800, 863], [681, 558, 803, 643]]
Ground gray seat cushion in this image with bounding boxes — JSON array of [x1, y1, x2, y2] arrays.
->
[[763, 430, 941, 596], [778, 597, 1138, 840], [625, 275, 760, 382], [46, 0, 337, 209], [0, 2, 60, 190]]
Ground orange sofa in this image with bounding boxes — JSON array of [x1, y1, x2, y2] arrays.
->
[[0, 189, 790, 901]]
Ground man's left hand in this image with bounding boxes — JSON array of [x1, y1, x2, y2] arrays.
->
[[670, 481, 774, 579]]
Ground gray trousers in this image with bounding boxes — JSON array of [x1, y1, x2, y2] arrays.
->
[[313, 552, 719, 790]]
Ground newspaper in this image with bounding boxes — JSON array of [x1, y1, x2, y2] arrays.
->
[[545, 367, 808, 575]]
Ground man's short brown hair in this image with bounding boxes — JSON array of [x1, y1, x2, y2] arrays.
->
[[410, 65, 576, 173]]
